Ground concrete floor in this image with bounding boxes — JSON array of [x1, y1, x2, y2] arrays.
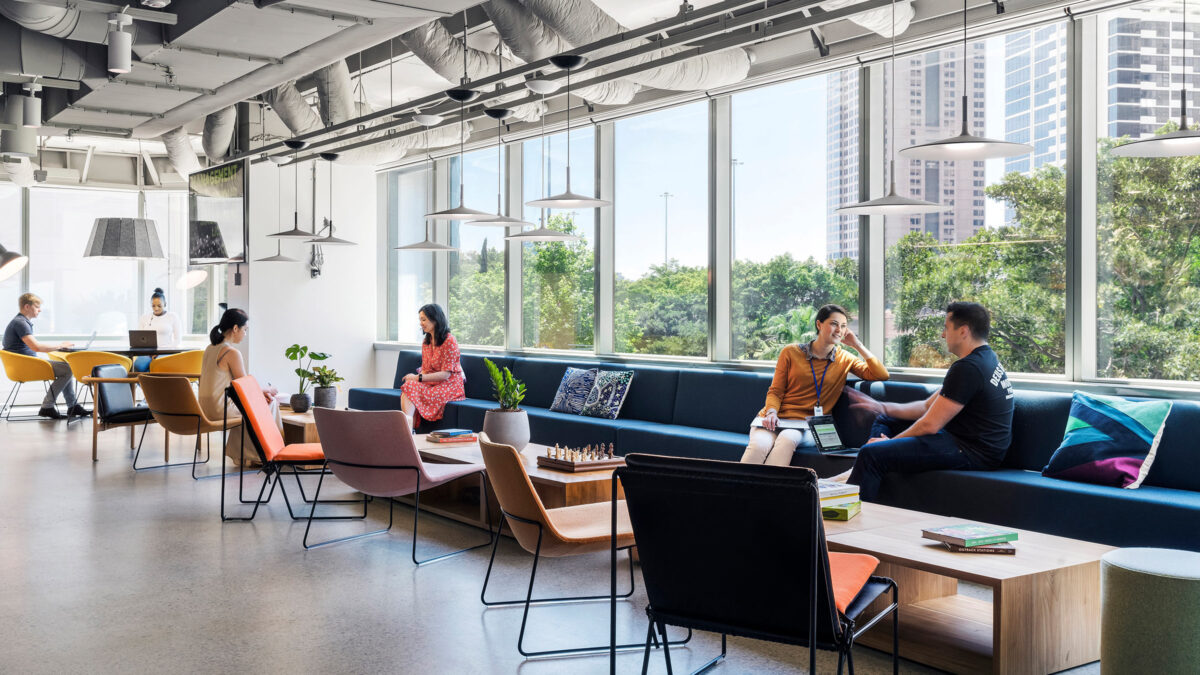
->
[[0, 419, 1102, 674]]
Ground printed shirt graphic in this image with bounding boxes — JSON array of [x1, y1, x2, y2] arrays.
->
[[940, 345, 1015, 467]]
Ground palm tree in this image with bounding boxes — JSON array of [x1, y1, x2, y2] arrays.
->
[[762, 306, 817, 359]]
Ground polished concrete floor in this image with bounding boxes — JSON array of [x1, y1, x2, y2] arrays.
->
[[0, 419, 1102, 674]]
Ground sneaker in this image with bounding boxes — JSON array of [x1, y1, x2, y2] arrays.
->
[[38, 407, 64, 420], [68, 405, 92, 417]]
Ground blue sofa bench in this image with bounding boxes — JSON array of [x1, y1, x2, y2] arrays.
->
[[351, 350, 1200, 551], [349, 350, 856, 477]]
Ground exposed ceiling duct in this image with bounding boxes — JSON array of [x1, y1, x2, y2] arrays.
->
[[821, 0, 915, 37], [160, 125, 200, 177], [201, 105, 235, 162], [314, 60, 357, 126], [262, 80, 322, 135], [0, 157, 34, 187], [0, 0, 125, 44], [0, 21, 101, 82]]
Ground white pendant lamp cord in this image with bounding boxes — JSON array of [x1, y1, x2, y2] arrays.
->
[[459, 10, 468, 208], [957, 0, 971, 137], [889, 0, 898, 194], [541, 93, 548, 226], [565, 66, 572, 192]]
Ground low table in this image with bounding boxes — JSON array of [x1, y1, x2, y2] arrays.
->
[[281, 410, 318, 444], [824, 504, 1114, 674]]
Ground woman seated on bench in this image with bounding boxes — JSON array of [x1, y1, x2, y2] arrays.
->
[[400, 303, 465, 429], [742, 304, 889, 466]]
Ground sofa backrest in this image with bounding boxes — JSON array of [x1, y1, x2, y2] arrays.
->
[[1004, 391, 1072, 470], [672, 369, 772, 433], [460, 354, 514, 401], [1137, 398, 1200, 492]]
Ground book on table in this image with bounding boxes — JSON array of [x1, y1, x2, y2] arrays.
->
[[817, 479, 859, 500], [428, 428, 475, 438], [921, 523, 1018, 548], [427, 435, 478, 444], [943, 541, 1016, 554], [822, 500, 861, 521]]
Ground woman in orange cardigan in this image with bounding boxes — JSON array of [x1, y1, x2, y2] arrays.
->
[[742, 304, 889, 466]]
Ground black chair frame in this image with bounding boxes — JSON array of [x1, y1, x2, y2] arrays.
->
[[219, 387, 367, 523], [482, 506, 692, 659], [303, 459, 495, 565], [609, 458, 900, 675], [133, 410, 213, 478]]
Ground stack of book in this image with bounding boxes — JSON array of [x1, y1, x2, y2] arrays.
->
[[921, 523, 1018, 554], [817, 479, 861, 521], [426, 429, 478, 444]]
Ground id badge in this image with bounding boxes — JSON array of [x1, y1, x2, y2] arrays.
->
[[813, 405, 824, 417]]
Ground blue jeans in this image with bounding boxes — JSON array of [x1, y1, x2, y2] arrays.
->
[[133, 356, 152, 372], [847, 415, 977, 501]]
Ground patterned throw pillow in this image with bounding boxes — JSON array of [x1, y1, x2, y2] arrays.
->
[[549, 367, 599, 414], [1041, 392, 1172, 488], [580, 370, 634, 420]]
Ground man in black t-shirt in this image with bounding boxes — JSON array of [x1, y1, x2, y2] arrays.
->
[[836, 301, 1014, 500]]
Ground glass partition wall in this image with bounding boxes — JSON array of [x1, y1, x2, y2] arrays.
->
[[381, 1, 1200, 391]]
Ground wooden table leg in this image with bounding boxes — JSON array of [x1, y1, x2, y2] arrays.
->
[[993, 563, 1101, 674]]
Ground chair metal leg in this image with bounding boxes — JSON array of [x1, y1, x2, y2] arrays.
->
[[410, 472, 494, 565], [133, 424, 210, 472], [1, 382, 49, 422], [303, 469, 393, 549], [290, 467, 365, 505], [640, 621, 656, 675], [657, 621, 673, 675], [481, 534, 636, 607], [276, 466, 368, 522]]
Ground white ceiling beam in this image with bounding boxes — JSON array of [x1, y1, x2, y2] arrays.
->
[[141, 150, 160, 186], [153, 44, 284, 66], [80, 146, 95, 184]]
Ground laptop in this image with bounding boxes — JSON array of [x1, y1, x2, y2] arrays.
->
[[808, 415, 859, 457], [129, 329, 158, 349], [61, 331, 97, 352]]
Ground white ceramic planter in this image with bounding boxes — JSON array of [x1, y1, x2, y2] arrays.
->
[[482, 409, 530, 451]]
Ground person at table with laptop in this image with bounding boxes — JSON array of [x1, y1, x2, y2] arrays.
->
[[132, 287, 183, 371], [832, 301, 1015, 501], [741, 304, 889, 466], [2, 293, 89, 419]]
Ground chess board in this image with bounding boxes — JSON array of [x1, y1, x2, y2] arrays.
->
[[536, 455, 626, 473]]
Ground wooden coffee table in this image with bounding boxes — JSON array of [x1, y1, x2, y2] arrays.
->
[[398, 435, 623, 533], [281, 411, 318, 444], [824, 504, 1114, 674]]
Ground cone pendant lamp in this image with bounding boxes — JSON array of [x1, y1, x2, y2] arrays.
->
[[472, 44, 535, 228], [839, 0, 943, 216], [256, 163, 299, 262], [269, 144, 315, 239], [509, 90, 581, 243], [899, 0, 1031, 161], [525, 54, 610, 210], [308, 154, 355, 246], [395, 221, 458, 252]]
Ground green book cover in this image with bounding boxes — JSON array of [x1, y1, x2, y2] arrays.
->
[[822, 501, 861, 521], [921, 523, 1018, 547]]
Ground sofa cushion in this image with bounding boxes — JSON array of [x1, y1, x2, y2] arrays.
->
[[1003, 391, 1073, 470], [510, 358, 576, 409], [548, 367, 599, 414], [1042, 392, 1172, 488], [348, 387, 405, 411], [603, 363, 678, 424], [615, 421, 751, 461], [853, 380, 938, 404], [672, 369, 771, 433], [460, 353, 512, 401], [875, 468, 1200, 551], [580, 370, 634, 420], [390, 350, 424, 389], [1142, 398, 1200, 492]]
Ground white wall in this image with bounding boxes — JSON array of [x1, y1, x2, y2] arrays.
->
[[246, 160, 378, 405]]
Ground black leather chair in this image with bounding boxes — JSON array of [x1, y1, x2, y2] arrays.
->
[[90, 363, 155, 463], [612, 454, 898, 675]]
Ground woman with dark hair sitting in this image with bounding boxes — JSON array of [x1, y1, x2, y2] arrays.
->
[[400, 303, 465, 428], [132, 287, 183, 372], [741, 304, 889, 466], [199, 308, 280, 467]]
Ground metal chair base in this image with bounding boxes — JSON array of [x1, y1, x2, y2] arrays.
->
[[1, 382, 59, 422]]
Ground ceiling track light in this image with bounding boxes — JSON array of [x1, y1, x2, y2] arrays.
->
[[412, 111, 444, 126], [898, 0, 1032, 161], [20, 83, 41, 128], [107, 12, 134, 74], [838, 0, 942, 216], [283, 138, 307, 150], [1110, 0, 1200, 157]]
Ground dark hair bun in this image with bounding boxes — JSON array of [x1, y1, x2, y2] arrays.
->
[[154, 287, 164, 294]]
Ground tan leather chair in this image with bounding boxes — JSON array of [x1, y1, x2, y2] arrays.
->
[[478, 434, 685, 658], [138, 373, 240, 478]]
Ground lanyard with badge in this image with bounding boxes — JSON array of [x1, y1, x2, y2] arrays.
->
[[809, 353, 831, 417]]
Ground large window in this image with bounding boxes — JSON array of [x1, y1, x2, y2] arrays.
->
[[144, 191, 205, 335], [522, 128, 595, 350], [731, 73, 861, 361], [390, 165, 435, 342], [28, 188, 140, 335], [0, 183, 20, 300], [613, 102, 709, 356], [1091, 2, 1200, 382], [882, 29, 1068, 374], [447, 147, 505, 347]]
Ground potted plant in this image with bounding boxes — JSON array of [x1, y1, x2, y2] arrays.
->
[[481, 358, 529, 451], [284, 344, 329, 413], [308, 364, 344, 409]]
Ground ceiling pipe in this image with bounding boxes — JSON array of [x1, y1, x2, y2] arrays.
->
[[160, 125, 200, 177], [201, 105, 236, 161], [0, 0, 132, 43]]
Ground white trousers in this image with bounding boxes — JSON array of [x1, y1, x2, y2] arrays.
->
[[741, 426, 805, 467]]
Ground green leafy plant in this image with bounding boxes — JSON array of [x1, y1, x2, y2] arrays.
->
[[284, 344, 330, 395], [484, 357, 526, 411], [307, 365, 344, 389]]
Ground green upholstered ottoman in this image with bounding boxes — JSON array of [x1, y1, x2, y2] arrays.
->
[[1101, 548, 1200, 673]]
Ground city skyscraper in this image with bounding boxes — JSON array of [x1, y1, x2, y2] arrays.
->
[[1003, 25, 1067, 176], [825, 70, 859, 260]]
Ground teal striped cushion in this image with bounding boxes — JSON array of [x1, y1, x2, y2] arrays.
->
[[1041, 392, 1171, 488]]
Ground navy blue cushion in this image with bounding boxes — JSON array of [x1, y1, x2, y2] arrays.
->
[[1144, 399, 1200, 492], [672, 369, 771, 433], [875, 468, 1200, 551], [615, 421, 750, 461], [460, 353, 513, 401], [348, 387, 405, 411], [603, 364, 678, 424], [854, 380, 937, 404], [548, 367, 598, 414], [510, 358, 576, 409], [390, 350, 424, 389], [1004, 391, 1073, 471]]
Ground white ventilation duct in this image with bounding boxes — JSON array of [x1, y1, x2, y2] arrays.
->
[[518, 0, 753, 91], [0, 0, 119, 44], [0, 157, 35, 187], [201, 106, 236, 162], [820, 0, 915, 37], [0, 22, 101, 83], [160, 127, 201, 178], [314, 61, 356, 126], [262, 80, 323, 135], [398, 21, 551, 119]]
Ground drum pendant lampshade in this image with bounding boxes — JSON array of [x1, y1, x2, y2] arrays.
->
[[188, 220, 228, 262], [84, 218, 164, 259], [0, 243, 28, 282]]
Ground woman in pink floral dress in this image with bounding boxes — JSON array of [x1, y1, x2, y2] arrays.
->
[[400, 303, 465, 427]]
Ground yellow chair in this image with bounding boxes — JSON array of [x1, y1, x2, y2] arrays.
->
[[149, 350, 203, 378], [63, 351, 134, 420], [0, 350, 57, 421]]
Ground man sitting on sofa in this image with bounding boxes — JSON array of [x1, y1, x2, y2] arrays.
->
[[832, 301, 1014, 501]]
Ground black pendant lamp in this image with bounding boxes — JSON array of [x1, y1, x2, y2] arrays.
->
[[256, 160, 299, 262], [525, 54, 610, 210], [471, 43, 535, 228], [307, 153, 355, 246], [269, 140, 315, 239]]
